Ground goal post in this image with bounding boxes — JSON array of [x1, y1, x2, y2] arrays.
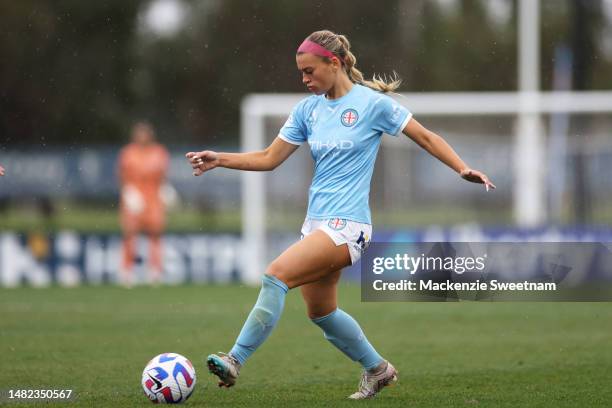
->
[[240, 91, 612, 284]]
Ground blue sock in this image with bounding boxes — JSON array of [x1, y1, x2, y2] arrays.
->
[[229, 274, 288, 365], [312, 308, 383, 370]]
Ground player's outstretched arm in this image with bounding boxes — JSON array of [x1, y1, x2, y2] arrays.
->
[[0, 165, 5, 176], [402, 118, 496, 191], [186, 136, 299, 176]]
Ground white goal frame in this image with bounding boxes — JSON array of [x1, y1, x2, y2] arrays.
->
[[240, 91, 612, 284]]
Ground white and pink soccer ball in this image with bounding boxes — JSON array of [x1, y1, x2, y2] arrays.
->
[[142, 353, 196, 404]]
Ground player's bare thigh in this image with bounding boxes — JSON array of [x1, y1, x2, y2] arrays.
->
[[266, 230, 350, 289], [300, 269, 342, 319]]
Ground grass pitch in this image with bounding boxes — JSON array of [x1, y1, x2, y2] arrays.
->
[[1, 284, 611, 407]]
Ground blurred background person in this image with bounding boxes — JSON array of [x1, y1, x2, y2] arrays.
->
[[117, 121, 169, 286]]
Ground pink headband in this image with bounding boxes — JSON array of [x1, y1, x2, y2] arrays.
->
[[297, 39, 337, 60]]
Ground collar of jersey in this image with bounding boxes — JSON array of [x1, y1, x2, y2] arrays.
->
[[322, 83, 359, 106]]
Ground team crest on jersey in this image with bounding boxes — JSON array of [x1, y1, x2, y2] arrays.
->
[[340, 109, 359, 127], [328, 218, 347, 231]]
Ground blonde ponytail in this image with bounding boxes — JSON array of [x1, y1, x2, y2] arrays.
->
[[304, 30, 401, 93]]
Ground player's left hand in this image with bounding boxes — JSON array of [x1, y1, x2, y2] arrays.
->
[[460, 168, 496, 192]]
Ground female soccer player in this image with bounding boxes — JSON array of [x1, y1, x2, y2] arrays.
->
[[186, 30, 495, 399], [118, 122, 169, 286]]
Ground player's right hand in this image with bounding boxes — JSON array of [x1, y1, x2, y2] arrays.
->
[[185, 151, 219, 176]]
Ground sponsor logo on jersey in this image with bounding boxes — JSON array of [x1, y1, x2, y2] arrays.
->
[[341, 109, 359, 127], [308, 139, 354, 150]]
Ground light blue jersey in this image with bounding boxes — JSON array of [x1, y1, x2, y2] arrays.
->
[[279, 84, 412, 224]]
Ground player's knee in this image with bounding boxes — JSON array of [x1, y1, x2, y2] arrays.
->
[[122, 235, 137, 245], [307, 309, 325, 320], [265, 261, 290, 285], [308, 306, 336, 320]]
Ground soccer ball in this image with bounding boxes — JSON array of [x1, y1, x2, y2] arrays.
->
[[142, 353, 197, 404]]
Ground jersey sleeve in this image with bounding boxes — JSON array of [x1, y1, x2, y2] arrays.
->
[[372, 94, 412, 137], [278, 99, 308, 145]]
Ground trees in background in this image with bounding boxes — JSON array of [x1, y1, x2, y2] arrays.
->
[[0, 0, 608, 146]]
